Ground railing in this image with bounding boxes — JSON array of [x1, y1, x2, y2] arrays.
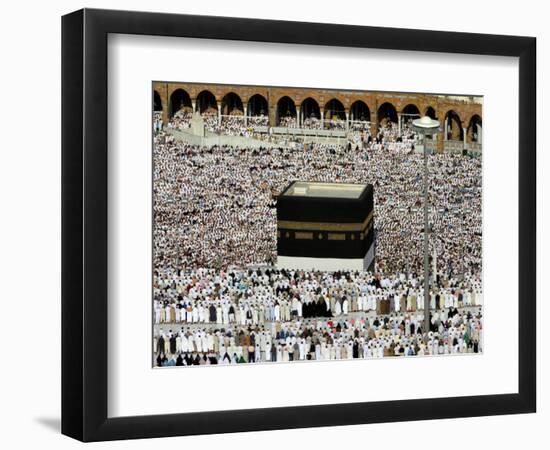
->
[[425, 139, 437, 151], [468, 142, 482, 155], [271, 127, 347, 138], [251, 126, 269, 133], [169, 129, 282, 149], [444, 140, 464, 154]]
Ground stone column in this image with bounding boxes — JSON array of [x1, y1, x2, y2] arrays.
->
[[463, 127, 467, 150], [437, 115, 445, 153], [370, 111, 378, 136], [320, 110, 324, 129], [192, 100, 196, 114], [217, 104, 221, 125], [160, 85, 168, 127], [296, 107, 301, 128], [398, 113, 402, 134], [444, 117, 448, 141], [437, 132, 444, 153], [161, 88, 169, 126], [345, 111, 350, 131], [269, 106, 277, 127], [244, 106, 248, 126]]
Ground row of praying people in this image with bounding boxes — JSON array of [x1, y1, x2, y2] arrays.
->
[[154, 307, 483, 366]]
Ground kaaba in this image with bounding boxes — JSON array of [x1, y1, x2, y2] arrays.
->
[[276, 181, 375, 271]]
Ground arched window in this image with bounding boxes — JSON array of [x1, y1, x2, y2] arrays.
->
[[377, 102, 398, 126], [424, 106, 436, 119], [153, 91, 163, 111], [324, 98, 346, 120], [445, 110, 463, 140], [350, 100, 370, 122], [276, 96, 296, 126], [221, 92, 244, 116], [401, 104, 421, 123], [467, 115, 482, 143], [169, 88, 192, 117], [247, 94, 268, 116], [301, 97, 320, 119], [300, 97, 321, 129], [196, 90, 217, 114]]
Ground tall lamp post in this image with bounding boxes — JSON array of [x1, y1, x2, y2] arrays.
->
[[412, 116, 440, 336]]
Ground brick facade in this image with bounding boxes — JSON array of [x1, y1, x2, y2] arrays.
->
[[152, 81, 483, 151]]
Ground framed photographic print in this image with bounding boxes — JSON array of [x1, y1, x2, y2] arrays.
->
[[61, 8, 536, 442]]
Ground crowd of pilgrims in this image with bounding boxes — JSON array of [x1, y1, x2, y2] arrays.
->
[[161, 110, 270, 137], [324, 118, 346, 130], [154, 306, 483, 366], [302, 117, 322, 129], [156, 108, 372, 136], [152, 111, 483, 367], [278, 116, 298, 128], [154, 269, 482, 326]]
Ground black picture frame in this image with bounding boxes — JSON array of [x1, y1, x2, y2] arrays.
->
[[62, 8, 536, 442]]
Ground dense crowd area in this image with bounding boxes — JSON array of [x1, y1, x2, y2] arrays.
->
[[153, 123, 481, 276], [161, 110, 271, 137], [166, 110, 191, 131], [155, 307, 482, 366], [157, 108, 377, 136], [302, 117, 322, 129], [154, 269, 482, 326], [324, 118, 346, 130], [248, 114, 269, 126], [279, 116, 298, 128], [152, 110, 483, 367], [349, 121, 371, 132]]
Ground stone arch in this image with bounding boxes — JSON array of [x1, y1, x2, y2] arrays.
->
[[401, 104, 421, 124], [221, 92, 244, 116], [196, 90, 217, 114], [324, 98, 346, 120], [247, 94, 268, 116], [301, 97, 321, 119], [169, 88, 192, 117], [445, 110, 463, 140], [467, 114, 482, 143], [276, 96, 296, 125], [377, 102, 398, 126], [350, 100, 370, 122], [424, 106, 437, 119], [153, 90, 163, 111]]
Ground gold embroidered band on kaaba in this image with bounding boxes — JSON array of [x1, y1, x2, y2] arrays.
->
[[294, 232, 314, 240], [277, 211, 373, 232]]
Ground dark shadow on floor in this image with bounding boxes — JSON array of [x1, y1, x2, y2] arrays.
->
[[35, 417, 61, 433]]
